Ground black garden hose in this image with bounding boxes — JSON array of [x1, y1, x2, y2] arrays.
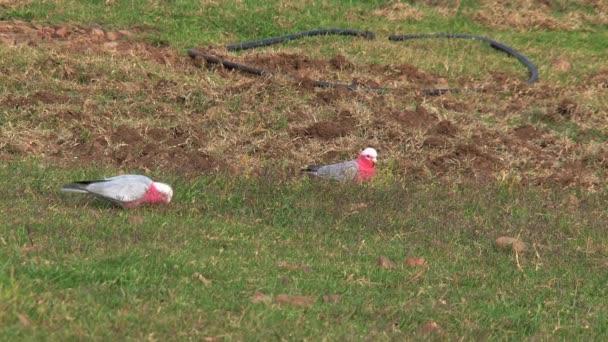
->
[[226, 28, 375, 51], [186, 49, 384, 91], [188, 28, 383, 91], [388, 33, 539, 84], [188, 29, 539, 95]]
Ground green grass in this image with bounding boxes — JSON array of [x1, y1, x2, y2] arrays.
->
[[2, 162, 608, 340], [2, 0, 608, 340]]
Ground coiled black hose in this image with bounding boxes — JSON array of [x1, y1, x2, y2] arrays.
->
[[188, 28, 383, 91], [226, 29, 375, 51], [388, 33, 538, 84], [188, 29, 538, 95]]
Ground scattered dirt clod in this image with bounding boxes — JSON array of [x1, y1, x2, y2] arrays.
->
[[391, 105, 436, 129], [552, 58, 572, 72], [193, 272, 212, 286], [21, 245, 43, 253], [417, 321, 444, 335], [275, 294, 317, 308], [251, 292, 272, 304], [18, 313, 33, 328], [277, 261, 312, 273], [127, 215, 145, 225], [330, 54, 353, 70], [0, 18, 605, 186], [557, 98, 578, 119], [323, 294, 341, 303], [496, 237, 527, 253], [405, 257, 428, 267], [376, 256, 398, 269]]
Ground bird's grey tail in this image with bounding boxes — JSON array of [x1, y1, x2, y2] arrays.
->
[[60, 182, 90, 193], [301, 165, 321, 175]]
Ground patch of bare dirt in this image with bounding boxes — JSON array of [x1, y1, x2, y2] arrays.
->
[[588, 69, 608, 88], [0, 19, 186, 68], [422, 135, 451, 149], [195, 48, 444, 92], [422, 120, 458, 149], [292, 110, 357, 139], [365, 63, 440, 87], [512, 124, 544, 141], [371, 2, 426, 21], [433, 97, 473, 112], [555, 98, 580, 119], [428, 120, 458, 137], [470, 0, 608, 31], [71, 125, 220, 176], [2, 91, 70, 107], [1, 18, 607, 187], [330, 54, 354, 70], [391, 105, 437, 129], [540, 160, 601, 188], [316, 87, 350, 104], [244, 52, 319, 73], [428, 144, 501, 179]]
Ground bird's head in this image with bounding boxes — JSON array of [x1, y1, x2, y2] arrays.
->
[[360, 147, 378, 165], [154, 182, 174, 203]]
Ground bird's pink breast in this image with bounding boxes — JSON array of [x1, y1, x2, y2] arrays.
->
[[356, 157, 376, 181], [141, 183, 168, 204], [121, 183, 167, 208]]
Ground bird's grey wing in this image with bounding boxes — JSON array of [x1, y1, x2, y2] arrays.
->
[[103, 174, 152, 183], [84, 175, 151, 202], [316, 160, 358, 181]]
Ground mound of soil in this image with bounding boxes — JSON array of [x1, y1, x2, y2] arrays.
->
[[330, 54, 354, 70], [292, 110, 358, 140], [1, 18, 606, 187], [428, 144, 500, 179], [72, 125, 220, 176], [556, 98, 578, 119], [391, 105, 437, 129], [316, 87, 350, 104], [512, 125, 543, 141], [2, 92, 70, 108], [428, 120, 458, 137]]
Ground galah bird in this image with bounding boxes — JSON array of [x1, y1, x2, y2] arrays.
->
[[61, 174, 173, 208], [302, 147, 378, 182]]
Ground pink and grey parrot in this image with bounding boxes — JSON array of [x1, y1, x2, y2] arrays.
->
[[61, 174, 173, 208], [302, 147, 378, 182]]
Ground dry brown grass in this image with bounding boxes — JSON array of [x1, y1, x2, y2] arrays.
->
[[470, 0, 608, 31], [1, 19, 607, 188]]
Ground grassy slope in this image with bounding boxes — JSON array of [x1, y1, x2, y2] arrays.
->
[[2, 162, 607, 340], [2, 0, 608, 340]]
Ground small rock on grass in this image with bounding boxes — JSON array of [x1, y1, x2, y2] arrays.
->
[[496, 237, 527, 253]]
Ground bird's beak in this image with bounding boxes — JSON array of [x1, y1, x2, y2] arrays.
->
[[372, 157, 377, 163]]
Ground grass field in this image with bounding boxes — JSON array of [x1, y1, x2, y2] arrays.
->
[[1, 0, 608, 340]]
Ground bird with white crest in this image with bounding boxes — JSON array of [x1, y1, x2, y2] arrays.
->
[[302, 147, 378, 182], [61, 174, 173, 208]]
